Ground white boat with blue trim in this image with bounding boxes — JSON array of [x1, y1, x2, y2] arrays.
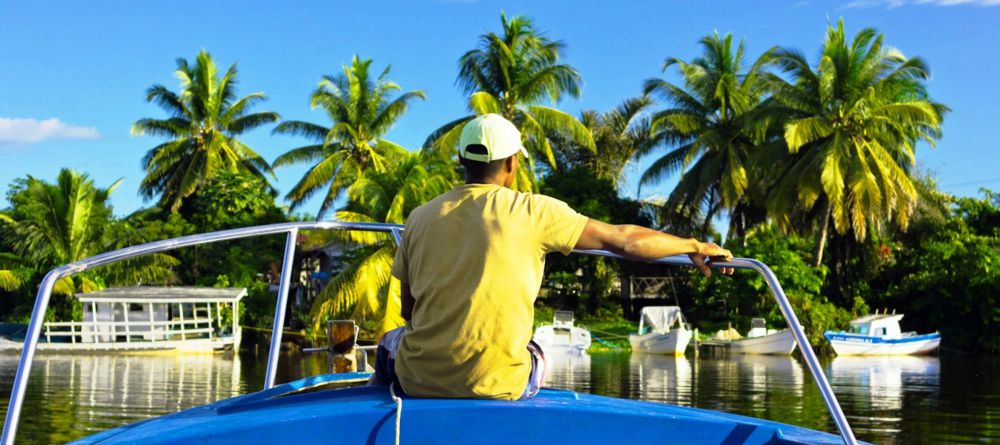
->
[[824, 313, 940, 356]]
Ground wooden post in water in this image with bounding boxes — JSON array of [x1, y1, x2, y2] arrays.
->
[[327, 320, 358, 373], [694, 327, 700, 356]]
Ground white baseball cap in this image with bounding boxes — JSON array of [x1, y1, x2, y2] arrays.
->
[[458, 114, 530, 162]]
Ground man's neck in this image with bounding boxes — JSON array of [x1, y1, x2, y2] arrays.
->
[[464, 177, 507, 187]]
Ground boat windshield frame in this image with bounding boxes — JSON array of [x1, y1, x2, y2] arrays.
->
[[0, 221, 858, 445]]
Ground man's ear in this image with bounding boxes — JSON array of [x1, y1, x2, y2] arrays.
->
[[504, 155, 517, 173]]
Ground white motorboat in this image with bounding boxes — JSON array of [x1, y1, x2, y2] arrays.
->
[[730, 318, 797, 355], [532, 310, 591, 352], [824, 313, 940, 356], [629, 306, 692, 355]]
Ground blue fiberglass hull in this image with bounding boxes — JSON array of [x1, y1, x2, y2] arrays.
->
[[69, 374, 852, 445]]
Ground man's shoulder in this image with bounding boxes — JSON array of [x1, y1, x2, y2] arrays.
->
[[407, 189, 456, 222], [520, 191, 573, 212]]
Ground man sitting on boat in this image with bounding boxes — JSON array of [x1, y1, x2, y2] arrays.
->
[[371, 113, 733, 400]]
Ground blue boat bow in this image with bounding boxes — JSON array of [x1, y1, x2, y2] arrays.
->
[[69, 373, 852, 445]]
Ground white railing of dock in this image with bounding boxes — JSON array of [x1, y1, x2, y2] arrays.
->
[[0, 221, 858, 445], [42, 318, 217, 344]]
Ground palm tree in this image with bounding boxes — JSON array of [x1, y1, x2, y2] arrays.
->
[[640, 33, 776, 236], [132, 50, 279, 212], [273, 56, 426, 219], [553, 96, 656, 190], [0, 213, 22, 291], [766, 20, 947, 266], [1, 170, 177, 297], [306, 150, 456, 335], [426, 13, 595, 189]]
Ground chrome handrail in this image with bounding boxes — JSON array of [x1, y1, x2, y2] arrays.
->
[[0, 221, 856, 445]]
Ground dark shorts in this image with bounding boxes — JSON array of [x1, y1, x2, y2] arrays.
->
[[372, 326, 548, 399]]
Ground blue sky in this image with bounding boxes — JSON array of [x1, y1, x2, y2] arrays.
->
[[2, 0, 998, 219]]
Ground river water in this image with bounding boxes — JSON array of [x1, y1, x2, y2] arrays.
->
[[0, 351, 995, 444]]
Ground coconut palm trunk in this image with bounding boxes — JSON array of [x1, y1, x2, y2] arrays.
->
[[813, 200, 833, 268]]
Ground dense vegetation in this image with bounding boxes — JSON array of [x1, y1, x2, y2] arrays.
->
[[1, 15, 996, 353]]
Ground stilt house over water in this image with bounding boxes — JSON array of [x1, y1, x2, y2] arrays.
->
[[1, 287, 246, 353]]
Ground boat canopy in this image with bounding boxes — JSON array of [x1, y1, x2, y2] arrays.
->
[[76, 287, 246, 304], [849, 313, 903, 326], [640, 306, 685, 331], [848, 313, 905, 338]]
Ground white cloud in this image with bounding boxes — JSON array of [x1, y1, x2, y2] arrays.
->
[[0, 117, 100, 144], [846, 0, 1000, 8]]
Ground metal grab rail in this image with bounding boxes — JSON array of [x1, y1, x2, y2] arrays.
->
[[0, 221, 856, 445], [0, 221, 394, 445], [577, 250, 857, 444]]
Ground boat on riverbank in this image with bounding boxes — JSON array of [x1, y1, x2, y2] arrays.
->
[[532, 310, 591, 353], [629, 306, 693, 355], [824, 313, 940, 356], [0, 287, 244, 354], [1, 222, 864, 445], [729, 318, 797, 355]]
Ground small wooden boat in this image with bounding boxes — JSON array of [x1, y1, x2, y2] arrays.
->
[[532, 310, 591, 352], [824, 313, 940, 356], [730, 318, 797, 355], [629, 306, 692, 355]]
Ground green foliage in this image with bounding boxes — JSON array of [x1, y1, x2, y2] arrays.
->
[[188, 170, 286, 231], [874, 189, 1000, 352], [273, 56, 425, 218], [309, 150, 458, 335], [4, 19, 987, 357], [689, 225, 864, 346], [427, 13, 594, 191], [642, 33, 776, 238], [766, 20, 947, 265], [0, 170, 177, 321], [541, 167, 650, 317], [140, 171, 286, 295], [553, 97, 657, 190], [133, 50, 279, 213]]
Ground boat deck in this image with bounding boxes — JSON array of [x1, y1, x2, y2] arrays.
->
[[69, 375, 851, 445]]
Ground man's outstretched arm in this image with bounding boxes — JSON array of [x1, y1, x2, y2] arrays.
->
[[574, 219, 734, 277]]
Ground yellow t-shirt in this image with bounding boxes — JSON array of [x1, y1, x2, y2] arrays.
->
[[390, 183, 588, 400]]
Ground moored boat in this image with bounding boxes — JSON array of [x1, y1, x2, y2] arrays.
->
[[824, 313, 940, 356], [730, 318, 797, 355], [629, 306, 692, 355], [532, 310, 591, 353]]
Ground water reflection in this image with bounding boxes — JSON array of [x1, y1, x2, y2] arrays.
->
[[830, 356, 941, 412], [541, 349, 591, 391], [0, 353, 247, 443], [630, 353, 692, 405], [0, 351, 995, 444], [730, 354, 805, 397]]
